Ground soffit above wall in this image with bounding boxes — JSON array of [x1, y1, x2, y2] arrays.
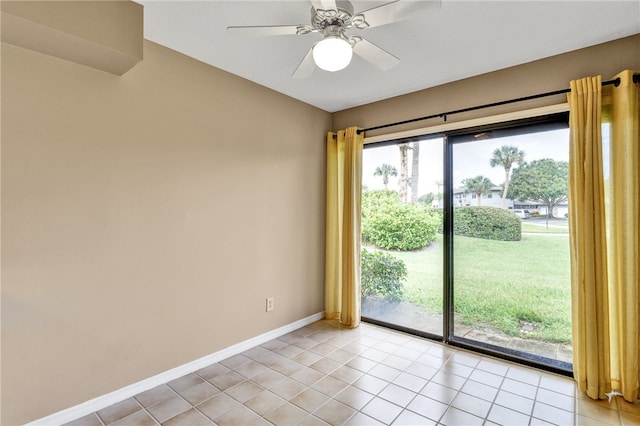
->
[[1, 1, 143, 75]]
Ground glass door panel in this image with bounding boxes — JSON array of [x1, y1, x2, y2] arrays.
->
[[450, 126, 572, 369], [361, 138, 444, 336]]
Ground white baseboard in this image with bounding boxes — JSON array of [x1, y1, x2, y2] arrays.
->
[[27, 312, 324, 426]]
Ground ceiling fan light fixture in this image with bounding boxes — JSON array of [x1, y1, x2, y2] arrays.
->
[[312, 36, 352, 72]]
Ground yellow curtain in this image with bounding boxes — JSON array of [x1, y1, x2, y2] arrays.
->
[[325, 127, 363, 328], [607, 70, 640, 401], [568, 75, 610, 400], [568, 70, 640, 401]]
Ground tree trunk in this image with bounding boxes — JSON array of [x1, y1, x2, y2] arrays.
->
[[398, 144, 410, 203], [546, 204, 550, 229], [501, 167, 511, 209], [410, 142, 420, 204]]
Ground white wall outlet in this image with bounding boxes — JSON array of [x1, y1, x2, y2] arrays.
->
[[266, 297, 274, 312]]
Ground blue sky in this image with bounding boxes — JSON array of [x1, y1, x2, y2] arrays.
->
[[362, 128, 570, 196]]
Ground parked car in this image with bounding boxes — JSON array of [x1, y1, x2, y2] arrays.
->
[[513, 209, 531, 219]]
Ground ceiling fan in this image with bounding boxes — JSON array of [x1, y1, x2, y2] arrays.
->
[[227, 0, 438, 78]]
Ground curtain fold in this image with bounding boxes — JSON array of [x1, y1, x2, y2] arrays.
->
[[568, 70, 640, 401], [607, 70, 640, 401], [325, 127, 363, 328], [568, 75, 611, 400]]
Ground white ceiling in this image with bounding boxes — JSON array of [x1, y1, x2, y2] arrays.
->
[[138, 1, 640, 112]]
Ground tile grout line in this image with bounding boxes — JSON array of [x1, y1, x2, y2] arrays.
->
[[527, 369, 543, 425], [477, 360, 508, 425]]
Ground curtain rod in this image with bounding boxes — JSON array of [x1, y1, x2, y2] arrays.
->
[[357, 74, 640, 135]]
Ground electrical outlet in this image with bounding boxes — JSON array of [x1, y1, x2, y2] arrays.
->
[[266, 297, 274, 312]]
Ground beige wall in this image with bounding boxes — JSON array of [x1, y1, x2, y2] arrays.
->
[[333, 34, 640, 138], [1, 39, 330, 424]]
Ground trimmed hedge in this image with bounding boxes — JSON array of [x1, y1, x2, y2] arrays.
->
[[361, 248, 406, 301], [454, 206, 521, 241]]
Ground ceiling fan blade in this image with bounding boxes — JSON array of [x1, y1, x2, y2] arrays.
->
[[352, 38, 400, 71], [292, 48, 316, 79], [227, 25, 303, 37], [358, 0, 438, 28], [310, 0, 338, 11]]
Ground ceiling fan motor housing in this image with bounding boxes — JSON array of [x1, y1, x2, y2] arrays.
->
[[322, 24, 346, 39], [311, 0, 357, 31]]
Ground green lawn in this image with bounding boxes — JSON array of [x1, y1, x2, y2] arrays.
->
[[521, 222, 568, 234], [385, 233, 572, 343]]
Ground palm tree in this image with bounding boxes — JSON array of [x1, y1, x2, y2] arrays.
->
[[462, 175, 493, 206], [398, 144, 410, 202], [373, 163, 397, 189], [410, 142, 420, 204], [490, 145, 525, 208]]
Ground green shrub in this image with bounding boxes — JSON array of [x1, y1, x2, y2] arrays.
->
[[361, 248, 407, 301], [362, 189, 400, 209], [362, 190, 399, 245], [362, 190, 439, 250], [454, 206, 521, 241]]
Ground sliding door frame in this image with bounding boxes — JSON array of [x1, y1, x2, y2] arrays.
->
[[361, 133, 446, 342], [362, 110, 573, 377]]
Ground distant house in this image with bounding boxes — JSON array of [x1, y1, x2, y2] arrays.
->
[[450, 186, 513, 209], [435, 187, 568, 217], [513, 202, 569, 218]]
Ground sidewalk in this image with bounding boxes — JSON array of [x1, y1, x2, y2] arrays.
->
[[362, 297, 572, 364]]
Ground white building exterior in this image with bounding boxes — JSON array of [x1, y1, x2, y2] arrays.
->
[[431, 186, 568, 217], [451, 186, 513, 209]]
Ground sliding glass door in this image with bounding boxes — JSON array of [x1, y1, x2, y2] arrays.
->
[[449, 121, 572, 370], [361, 115, 572, 372], [361, 137, 444, 337]]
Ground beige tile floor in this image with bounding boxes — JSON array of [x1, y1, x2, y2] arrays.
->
[[65, 320, 640, 426]]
